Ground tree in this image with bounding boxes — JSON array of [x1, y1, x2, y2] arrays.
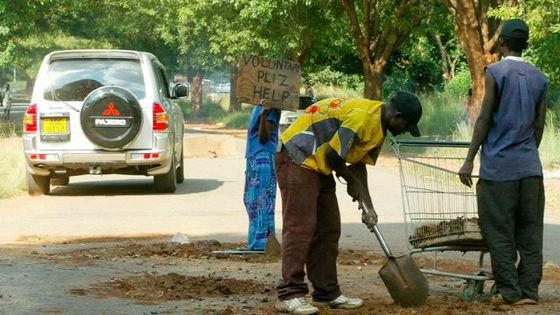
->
[[442, 0, 515, 119], [176, 0, 343, 112], [340, 0, 432, 99]]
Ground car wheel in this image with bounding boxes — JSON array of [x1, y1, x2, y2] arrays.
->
[[80, 86, 143, 149], [26, 170, 50, 196], [176, 144, 184, 184], [154, 153, 177, 193], [51, 176, 70, 186]]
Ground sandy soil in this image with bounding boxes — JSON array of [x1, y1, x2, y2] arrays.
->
[[2, 237, 559, 314]]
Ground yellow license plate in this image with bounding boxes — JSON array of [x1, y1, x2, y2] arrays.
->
[[42, 117, 68, 134]]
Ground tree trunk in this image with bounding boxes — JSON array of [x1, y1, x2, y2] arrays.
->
[[191, 74, 202, 113], [340, 0, 426, 101], [433, 33, 453, 83], [444, 0, 509, 119], [228, 63, 241, 112], [363, 63, 382, 100]]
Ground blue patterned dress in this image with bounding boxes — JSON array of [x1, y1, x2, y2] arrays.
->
[[243, 105, 280, 250]]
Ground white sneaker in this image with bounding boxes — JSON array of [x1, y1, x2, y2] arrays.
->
[[275, 297, 319, 314], [313, 294, 364, 309]]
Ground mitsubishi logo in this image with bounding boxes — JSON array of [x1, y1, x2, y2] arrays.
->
[[102, 103, 120, 116]]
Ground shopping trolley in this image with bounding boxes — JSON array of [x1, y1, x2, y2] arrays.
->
[[392, 139, 494, 303]]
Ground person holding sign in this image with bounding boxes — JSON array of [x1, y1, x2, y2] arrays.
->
[[275, 92, 422, 314], [242, 99, 281, 251]]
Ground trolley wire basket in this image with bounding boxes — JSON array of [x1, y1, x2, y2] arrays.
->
[[392, 139, 494, 302], [392, 139, 483, 249]]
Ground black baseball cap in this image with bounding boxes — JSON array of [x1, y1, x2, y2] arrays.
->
[[501, 19, 529, 39], [391, 92, 422, 137]]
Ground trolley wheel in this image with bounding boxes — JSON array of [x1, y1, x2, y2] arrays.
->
[[474, 280, 485, 294], [460, 282, 477, 303], [490, 283, 498, 296]]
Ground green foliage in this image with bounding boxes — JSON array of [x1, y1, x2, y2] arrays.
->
[[314, 85, 363, 100], [444, 68, 472, 96], [0, 127, 25, 199], [539, 110, 560, 169], [182, 98, 227, 122], [382, 68, 417, 97], [307, 67, 363, 90], [222, 109, 252, 129], [417, 91, 465, 136]]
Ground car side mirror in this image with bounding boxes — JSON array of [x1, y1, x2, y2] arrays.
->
[[172, 83, 189, 98]]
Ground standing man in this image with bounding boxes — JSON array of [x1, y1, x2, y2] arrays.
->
[[275, 92, 422, 314], [458, 19, 548, 306], [243, 99, 281, 251]]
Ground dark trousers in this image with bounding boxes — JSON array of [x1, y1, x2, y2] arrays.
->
[[275, 149, 342, 301], [477, 177, 545, 303]]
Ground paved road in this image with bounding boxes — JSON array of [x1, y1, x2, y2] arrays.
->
[[1, 131, 560, 264]]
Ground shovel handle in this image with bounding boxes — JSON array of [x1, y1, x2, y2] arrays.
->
[[359, 200, 394, 257]]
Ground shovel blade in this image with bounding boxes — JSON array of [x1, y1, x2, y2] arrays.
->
[[378, 254, 429, 307], [264, 234, 281, 257]]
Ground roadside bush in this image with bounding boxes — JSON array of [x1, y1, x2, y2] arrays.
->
[[306, 67, 363, 90], [417, 91, 465, 136], [540, 111, 560, 169], [182, 98, 227, 122], [444, 68, 472, 96], [0, 122, 25, 199], [314, 85, 362, 101], [222, 109, 252, 129]]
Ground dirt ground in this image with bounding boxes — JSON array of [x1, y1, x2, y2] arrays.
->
[[2, 237, 559, 314]]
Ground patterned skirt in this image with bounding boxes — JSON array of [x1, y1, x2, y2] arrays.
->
[[243, 151, 276, 250]]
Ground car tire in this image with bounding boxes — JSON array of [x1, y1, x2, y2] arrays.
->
[[51, 176, 70, 186], [27, 170, 50, 196], [154, 150, 177, 193], [176, 145, 184, 184], [80, 86, 143, 149]]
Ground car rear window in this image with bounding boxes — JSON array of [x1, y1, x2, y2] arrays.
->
[[43, 59, 145, 101]]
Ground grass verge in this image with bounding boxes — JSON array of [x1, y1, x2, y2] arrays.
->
[[0, 122, 26, 199]]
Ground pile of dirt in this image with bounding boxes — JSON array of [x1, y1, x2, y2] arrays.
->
[[77, 273, 269, 302], [38, 240, 281, 264], [337, 248, 386, 266]]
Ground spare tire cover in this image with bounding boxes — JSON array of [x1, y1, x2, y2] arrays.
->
[[80, 86, 143, 149]]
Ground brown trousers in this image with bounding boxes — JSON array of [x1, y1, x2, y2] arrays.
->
[[275, 149, 342, 301]]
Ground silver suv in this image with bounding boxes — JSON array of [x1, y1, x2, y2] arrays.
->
[[23, 50, 188, 195]]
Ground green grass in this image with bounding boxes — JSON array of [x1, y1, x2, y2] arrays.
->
[[0, 122, 26, 199], [222, 109, 252, 129], [539, 111, 560, 169], [417, 91, 465, 137]]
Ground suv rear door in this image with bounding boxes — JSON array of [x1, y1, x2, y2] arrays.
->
[[35, 55, 153, 151]]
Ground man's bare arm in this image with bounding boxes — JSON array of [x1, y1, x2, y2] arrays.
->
[[325, 146, 362, 201], [534, 91, 548, 148], [458, 70, 497, 187]]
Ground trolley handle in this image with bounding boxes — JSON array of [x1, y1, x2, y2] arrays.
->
[[391, 138, 471, 148]]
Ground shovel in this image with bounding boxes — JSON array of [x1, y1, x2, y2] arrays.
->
[[360, 200, 429, 307]]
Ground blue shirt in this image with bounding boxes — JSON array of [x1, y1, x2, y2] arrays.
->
[[245, 105, 280, 159], [480, 57, 548, 181]]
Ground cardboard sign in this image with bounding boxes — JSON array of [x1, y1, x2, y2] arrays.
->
[[237, 55, 300, 111]]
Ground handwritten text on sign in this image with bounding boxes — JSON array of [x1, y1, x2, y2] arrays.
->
[[237, 55, 300, 110]]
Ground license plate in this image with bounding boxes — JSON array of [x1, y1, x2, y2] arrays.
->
[[42, 117, 68, 134]]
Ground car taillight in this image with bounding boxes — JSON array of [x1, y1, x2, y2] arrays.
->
[[153, 102, 168, 131], [23, 103, 38, 132]]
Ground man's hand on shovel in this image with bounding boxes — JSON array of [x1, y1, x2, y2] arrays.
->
[[359, 200, 378, 232]]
